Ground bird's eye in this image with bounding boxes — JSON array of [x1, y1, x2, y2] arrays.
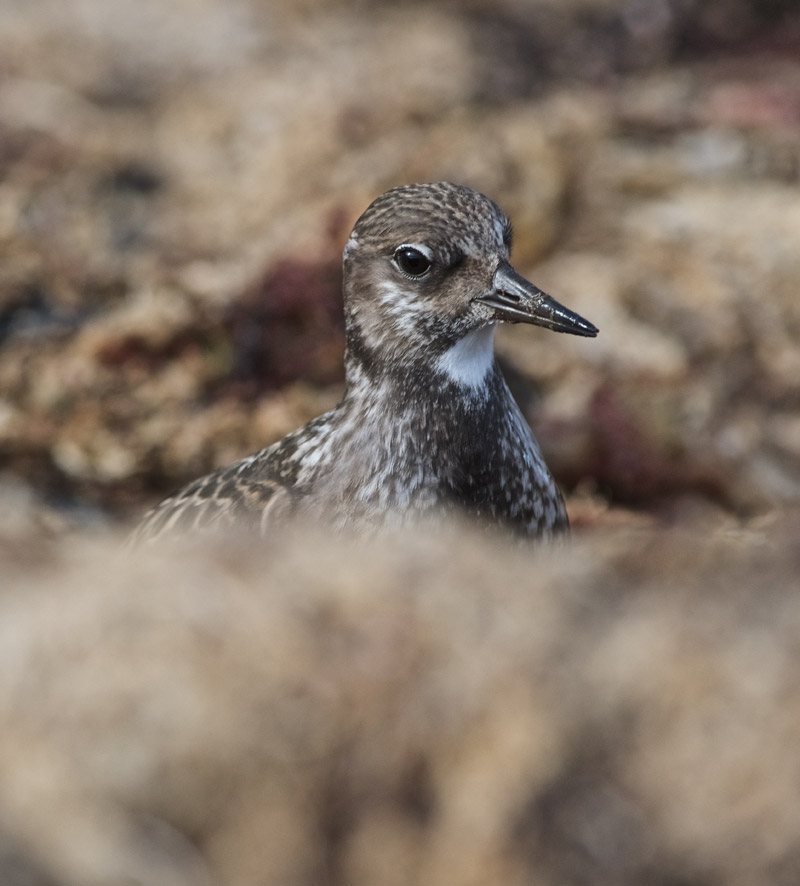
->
[[393, 245, 432, 277]]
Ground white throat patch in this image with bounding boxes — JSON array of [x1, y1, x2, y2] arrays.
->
[[437, 325, 496, 390]]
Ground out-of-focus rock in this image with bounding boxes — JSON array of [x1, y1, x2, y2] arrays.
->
[[0, 515, 798, 885]]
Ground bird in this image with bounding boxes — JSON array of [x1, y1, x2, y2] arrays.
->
[[133, 182, 598, 544]]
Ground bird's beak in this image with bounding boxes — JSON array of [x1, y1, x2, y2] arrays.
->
[[476, 261, 598, 337]]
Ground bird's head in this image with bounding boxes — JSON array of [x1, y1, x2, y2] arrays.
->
[[342, 182, 597, 388]]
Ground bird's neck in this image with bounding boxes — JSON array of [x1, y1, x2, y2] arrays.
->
[[343, 324, 497, 401], [339, 324, 515, 453]]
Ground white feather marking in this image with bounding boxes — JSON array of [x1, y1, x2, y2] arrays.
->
[[437, 325, 496, 390], [375, 281, 425, 335], [343, 233, 359, 260]]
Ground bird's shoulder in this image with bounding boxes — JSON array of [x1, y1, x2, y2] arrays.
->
[[130, 410, 343, 545], [130, 450, 297, 545]]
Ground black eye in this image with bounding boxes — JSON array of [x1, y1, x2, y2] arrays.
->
[[394, 245, 432, 277]]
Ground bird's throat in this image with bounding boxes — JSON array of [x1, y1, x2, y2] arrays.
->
[[436, 325, 496, 391]]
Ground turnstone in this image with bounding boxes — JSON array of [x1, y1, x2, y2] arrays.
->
[[134, 182, 597, 543]]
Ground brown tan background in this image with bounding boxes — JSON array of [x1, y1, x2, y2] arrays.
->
[[1, 1, 799, 884]]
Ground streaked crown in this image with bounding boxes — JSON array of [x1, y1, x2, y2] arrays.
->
[[346, 181, 511, 264]]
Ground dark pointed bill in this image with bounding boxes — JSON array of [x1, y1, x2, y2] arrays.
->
[[477, 261, 598, 337]]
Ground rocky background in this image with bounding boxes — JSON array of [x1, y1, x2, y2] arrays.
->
[[2, 0, 799, 530], [1, 0, 799, 884]]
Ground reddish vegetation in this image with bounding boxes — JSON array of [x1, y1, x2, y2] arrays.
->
[[226, 255, 345, 395], [584, 385, 729, 510]]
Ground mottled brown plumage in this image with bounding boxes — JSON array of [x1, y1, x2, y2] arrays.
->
[[133, 182, 597, 544]]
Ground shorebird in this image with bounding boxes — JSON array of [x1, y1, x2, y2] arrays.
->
[[133, 182, 597, 543]]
